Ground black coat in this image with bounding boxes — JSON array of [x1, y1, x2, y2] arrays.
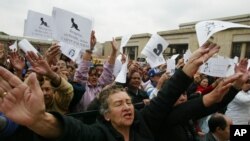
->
[[6, 69, 193, 141], [203, 132, 217, 141], [156, 86, 239, 141]]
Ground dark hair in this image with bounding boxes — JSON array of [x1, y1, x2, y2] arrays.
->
[[99, 85, 126, 116], [208, 113, 227, 133], [126, 70, 141, 86]]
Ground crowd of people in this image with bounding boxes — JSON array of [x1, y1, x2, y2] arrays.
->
[[0, 31, 249, 141]]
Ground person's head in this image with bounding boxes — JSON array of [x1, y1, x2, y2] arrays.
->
[[127, 70, 142, 89], [241, 79, 250, 92], [67, 65, 76, 80], [128, 61, 141, 76], [148, 68, 165, 84], [99, 85, 134, 130], [40, 79, 55, 107], [193, 72, 201, 84], [173, 92, 188, 107], [208, 113, 232, 141], [141, 65, 151, 82], [88, 66, 100, 86], [94, 64, 103, 77], [200, 77, 209, 88], [56, 60, 67, 70]]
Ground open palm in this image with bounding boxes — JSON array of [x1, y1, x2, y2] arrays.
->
[[0, 67, 45, 127]]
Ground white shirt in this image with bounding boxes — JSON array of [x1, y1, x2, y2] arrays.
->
[[225, 90, 250, 125]]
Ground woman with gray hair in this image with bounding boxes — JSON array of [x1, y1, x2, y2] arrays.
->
[[0, 43, 245, 141]]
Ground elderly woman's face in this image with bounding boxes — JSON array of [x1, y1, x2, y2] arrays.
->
[[105, 91, 134, 129]]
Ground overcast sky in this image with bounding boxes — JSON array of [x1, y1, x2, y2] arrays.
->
[[1, 0, 250, 42]]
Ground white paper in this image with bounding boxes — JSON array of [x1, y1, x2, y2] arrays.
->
[[170, 54, 179, 60], [183, 49, 192, 64], [146, 55, 166, 68], [226, 58, 236, 77], [24, 10, 54, 40], [233, 56, 239, 64], [58, 42, 81, 61], [119, 34, 132, 53], [195, 20, 250, 47], [18, 39, 38, 54], [113, 54, 123, 77], [141, 33, 169, 58], [199, 57, 231, 77], [115, 56, 128, 83], [166, 59, 176, 76], [52, 7, 93, 51], [9, 41, 17, 51]]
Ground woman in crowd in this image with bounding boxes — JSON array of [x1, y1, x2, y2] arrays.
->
[[73, 38, 117, 112], [125, 70, 150, 109], [0, 43, 248, 141]]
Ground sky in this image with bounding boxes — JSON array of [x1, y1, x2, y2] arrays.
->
[[1, 0, 250, 42]]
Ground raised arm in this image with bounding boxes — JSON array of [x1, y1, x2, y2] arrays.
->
[[0, 67, 62, 138], [8, 51, 25, 80], [26, 51, 61, 87], [97, 38, 117, 86], [167, 59, 249, 124], [141, 42, 220, 134]]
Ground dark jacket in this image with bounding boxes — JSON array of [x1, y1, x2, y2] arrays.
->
[[53, 69, 193, 141], [6, 69, 193, 141], [126, 88, 148, 104], [203, 132, 217, 141], [156, 86, 239, 141]]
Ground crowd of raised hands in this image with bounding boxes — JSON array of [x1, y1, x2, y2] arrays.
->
[[0, 34, 249, 141]]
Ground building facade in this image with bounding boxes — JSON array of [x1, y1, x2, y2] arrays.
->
[[103, 14, 250, 60]]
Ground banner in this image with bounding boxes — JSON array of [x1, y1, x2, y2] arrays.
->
[[24, 10, 54, 40], [52, 7, 93, 51]]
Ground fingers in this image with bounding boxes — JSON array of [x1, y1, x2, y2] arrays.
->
[[47, 44, 60, 55], [25, 73, 43, 98], [0, 77, 12, 92], [0, 67, 23, 88], [223, 73, 241, 84], [205, 43, 220, 60]]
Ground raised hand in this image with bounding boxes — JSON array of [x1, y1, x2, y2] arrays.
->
[[45, 43, 61, 66], [26, 51, 52, 76], [0, 67, 45, 127], [107, 38, 118, 65], [8, 51, 25, 71], [90, 30, 97, 50], [203, 73, 241, 107], [232, 58, 250, 90], [111, 38, 118, 53], [182, 42, 220, 77]]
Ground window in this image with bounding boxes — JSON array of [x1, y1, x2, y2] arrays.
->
[[163, 44, 188, 58], [231, 43, 242, 58], [124, 46, 138, 60]]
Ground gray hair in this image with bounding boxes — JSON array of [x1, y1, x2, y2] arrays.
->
[[99, 85, 126, 116]]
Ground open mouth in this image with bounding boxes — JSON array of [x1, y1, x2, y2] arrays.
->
[[123, 113, 132, 119]]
